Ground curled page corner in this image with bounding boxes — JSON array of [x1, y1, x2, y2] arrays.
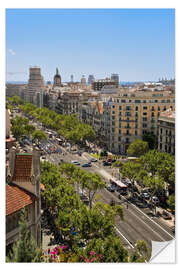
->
[[149, 239, 175, 263]]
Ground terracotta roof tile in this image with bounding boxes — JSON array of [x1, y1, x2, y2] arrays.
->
[[6, 184, 36, 216], [12, 154, 32, 182]]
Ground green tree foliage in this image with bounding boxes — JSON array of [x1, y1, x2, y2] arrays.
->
[[6, 208, 42, 262], [130, 240, 150, 262], [40, 161, 126, 259], [127, 139, 149, 157], [142, 132, 157, 149], [167, 194, 175, 212], [80, 235, 128, 262], [121, 161, 143, 186], [19, 103, 95, 145], [32, 130, 48, 143]]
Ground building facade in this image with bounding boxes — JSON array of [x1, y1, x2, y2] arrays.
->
[[111, 74, 119, 87], [24, 67, 45, 104], [6, 148, 41, 252], [157, 109, 175, 154], [80, 89, 175, 154], [92, 79, 117, 91]]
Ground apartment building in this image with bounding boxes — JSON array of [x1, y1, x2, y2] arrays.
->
[[92, 79, 117, 91], [56, 90, 99, 115], [157, 109, 175, 155], [80, 89, 175, 154]]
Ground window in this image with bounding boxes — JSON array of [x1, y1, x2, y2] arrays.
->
[[135, 106, 138, 111], [121, 100, 126, 103], [112, 105, 115, 108], [112, 116, 115, 120], [143, 123, 147, 128], [129, 100, 132, 103], [112, 111, 115, 114], [112, 128, 115, 132], [119, 112, 121, 116], [143, 117, 147, 121], [119, 106, 122, 110], [143, 112, 147, 116], [135, 124, 138, 128], [164, 106, 166, 111], [126, 106, 131, 111], [112, 121, 115, 126], [158, 106, 160, 111], [135, 112, 138, 117], [155, 100, 158, 103], [152, 106, 154, 111], [143, 100, 147, 103], [158, 112, 160, 117], [135, 100, 141, 103], [126, 138, 129, 143], [126, 112, 131, 116], [160, 143, 162, 150], [152, 112, 154, 117], [135, 130, 138, 135], [143, 106, 147, 110], [160, 128, 162, 134], [118, 137, 121, 142]]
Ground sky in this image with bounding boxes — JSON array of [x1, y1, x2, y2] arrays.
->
[[6, 8, 175, 83]]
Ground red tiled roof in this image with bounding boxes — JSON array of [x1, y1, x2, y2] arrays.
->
[[6, 184, 35, 216], [12, 154, 32, 182]]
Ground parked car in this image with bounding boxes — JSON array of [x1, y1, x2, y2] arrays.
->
[[106, 184, 115, 192], [152, 196, 160, 205], [90, 158, 98, 162], [103, 161, 111, 166], [162, 210, 172, 220], [140, 192, 150, 200], [118, 189, 128, 196], [82, 163, 92, 167], [71, 161, 80, 165]]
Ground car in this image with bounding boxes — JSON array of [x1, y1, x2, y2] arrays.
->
[[152, 196, 160, 204], [82, 163, 92, 167], [71, 161, 80, 165], [103, 161, 111, 166], [140, 192, 150, 200], [162, 210, 172, 220], [90, 158, 98, 162], [106, 185, 116, 192], [118, 189, 128, 196]]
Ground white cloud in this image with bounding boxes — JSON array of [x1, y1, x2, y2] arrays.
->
[[8, 49, 16, 56]]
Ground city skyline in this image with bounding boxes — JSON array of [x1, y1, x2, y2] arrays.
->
[[6, 8, 175, 82]]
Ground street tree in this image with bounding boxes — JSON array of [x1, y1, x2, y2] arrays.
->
[[121, 161, 143, 186], [127, 139, 149, 157], [80, 235, 128, 262], [167, 194, 175, 213], [32, 130, 48, 144], [80, 172, 105, 208]]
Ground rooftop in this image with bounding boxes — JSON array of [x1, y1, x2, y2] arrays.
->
[[6, 184, 36, 216], [12, 154, 32, 182]]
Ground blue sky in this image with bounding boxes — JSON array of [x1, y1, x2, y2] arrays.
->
[[6, 8, 175, 82]]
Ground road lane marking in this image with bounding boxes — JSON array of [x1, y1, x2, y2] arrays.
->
[[129, 202, 174, 239]]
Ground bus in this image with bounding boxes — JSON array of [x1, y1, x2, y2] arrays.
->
[[109, 177, 128, 194]]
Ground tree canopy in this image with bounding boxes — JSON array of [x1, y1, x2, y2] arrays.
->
[[127, 139, 149, 157]]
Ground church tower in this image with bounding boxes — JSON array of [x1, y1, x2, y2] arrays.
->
[[53, 68, 61, 87]]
